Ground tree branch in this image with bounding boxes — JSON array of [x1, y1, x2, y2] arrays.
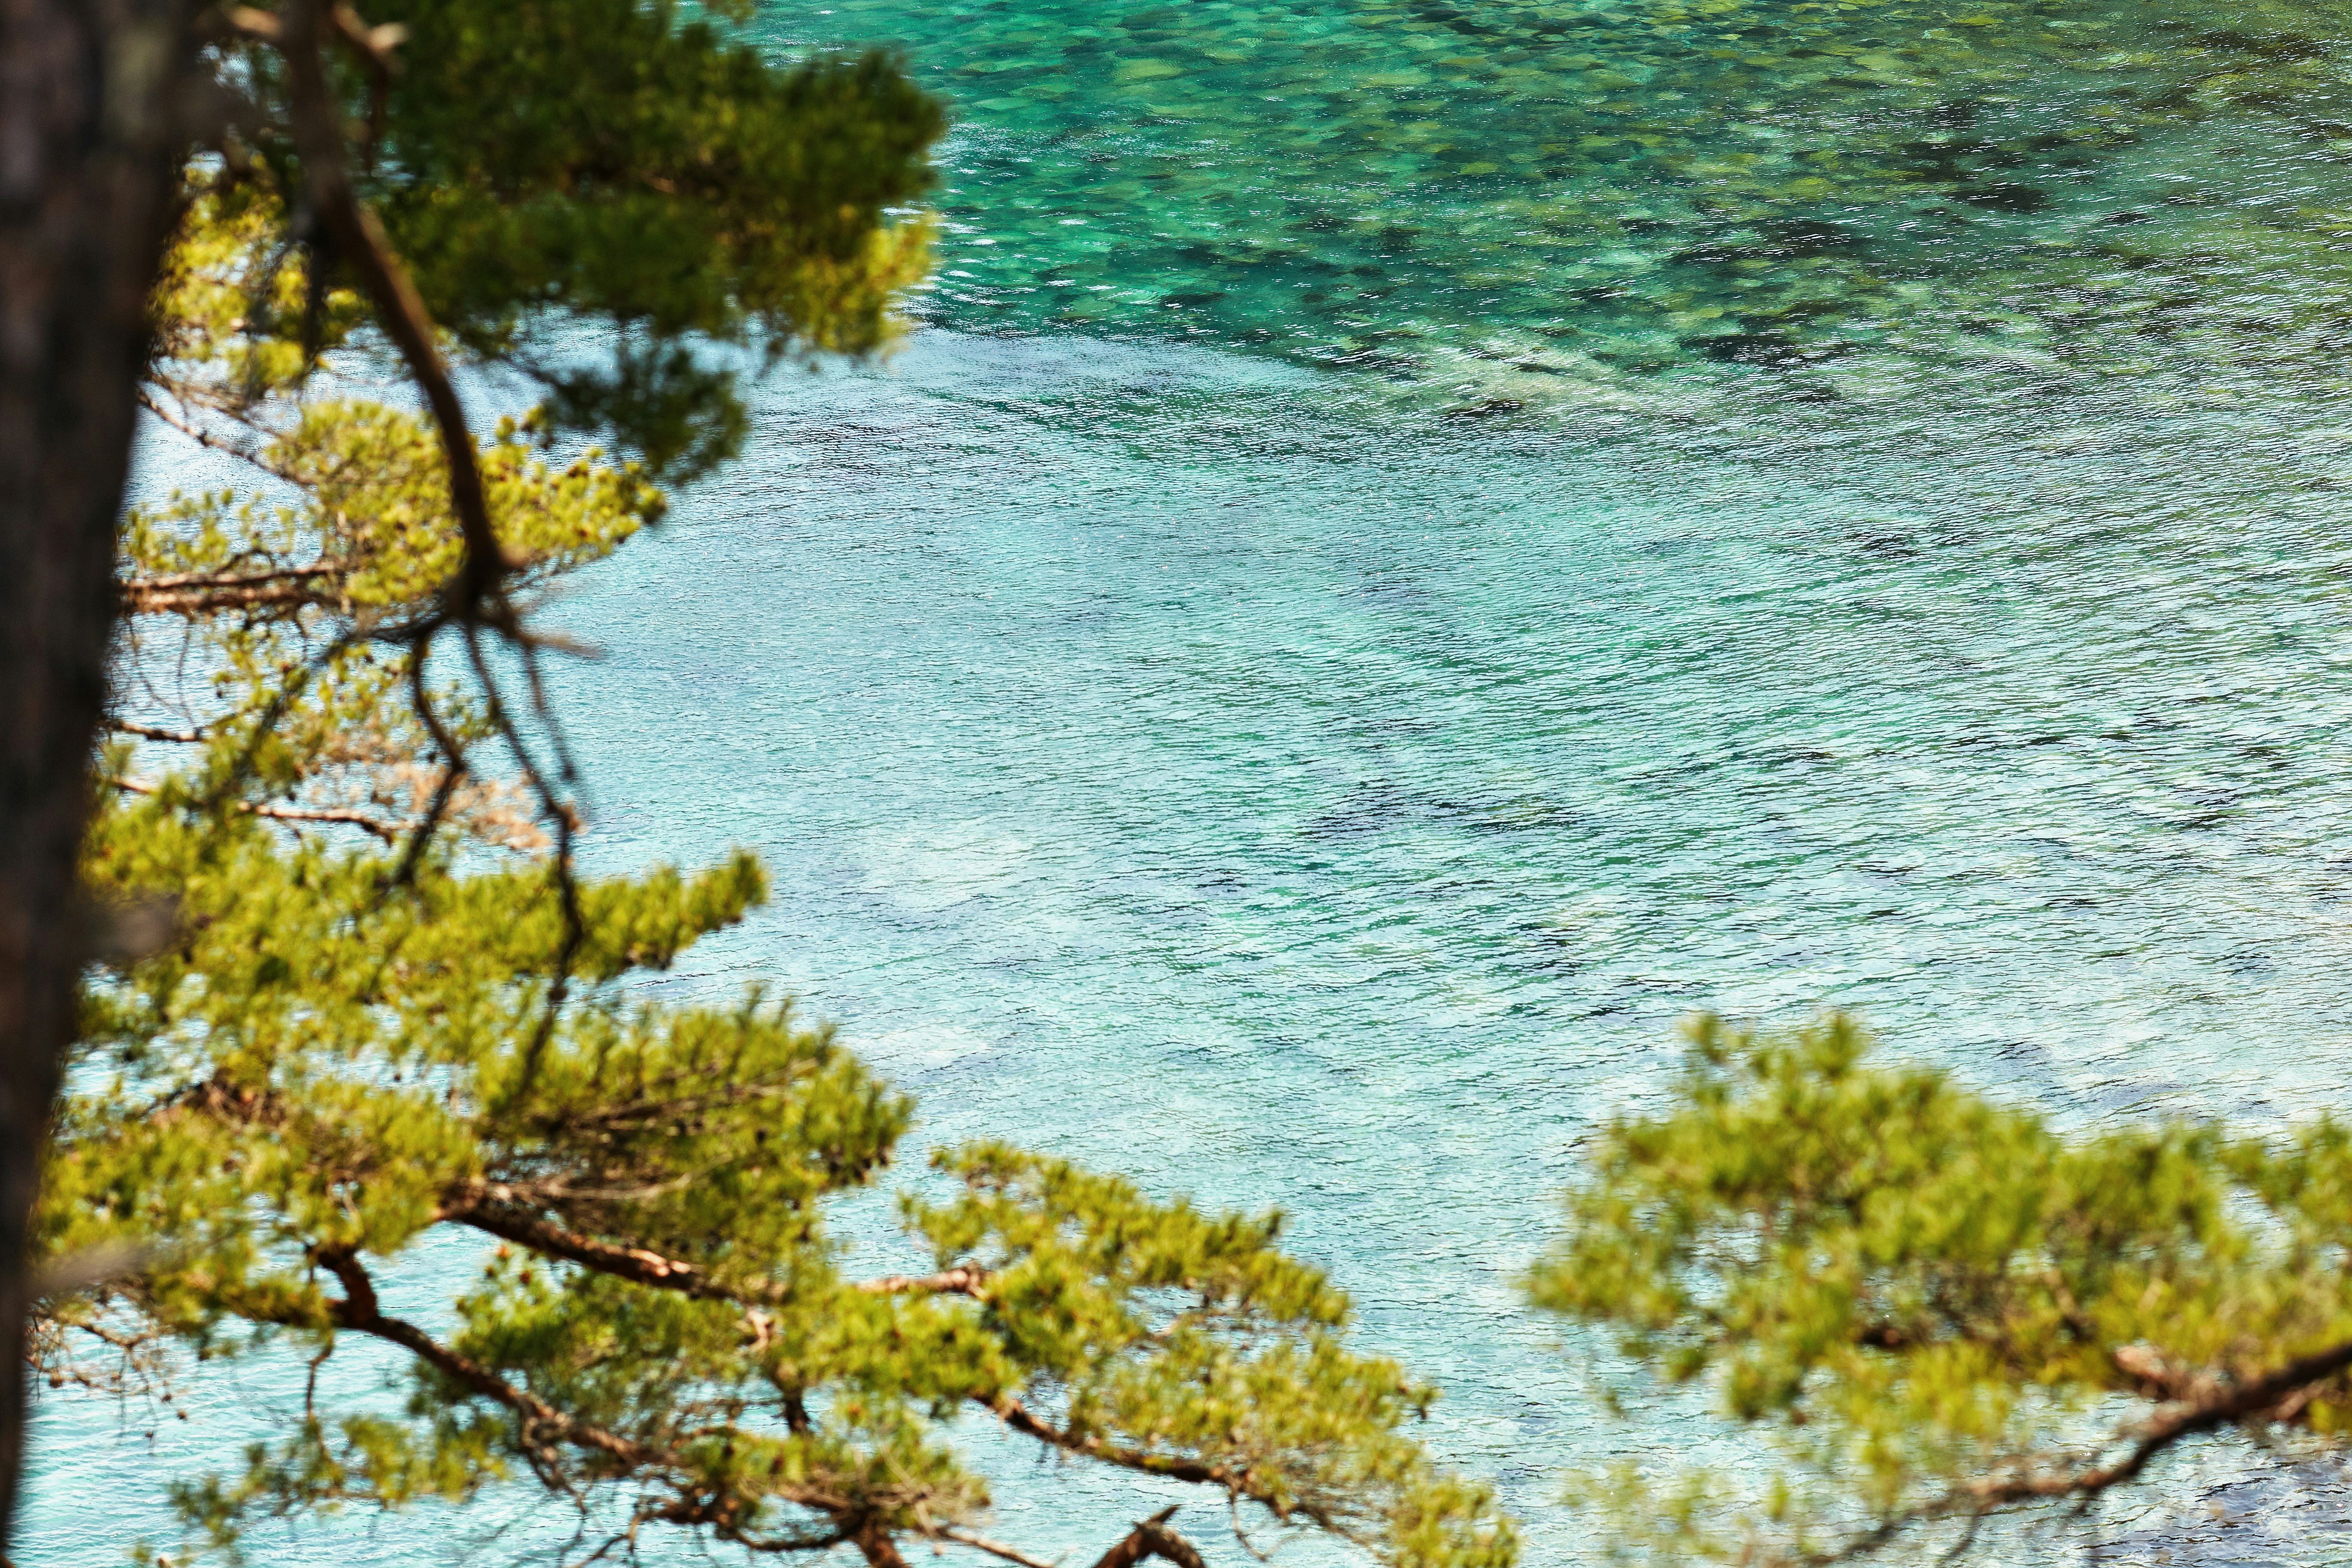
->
[[2022, 1334, 2352, 1497], [441, 1185, 992, 1311], [119, 564, 339, 616], [1817, 1334, 2352, 1562], [272, 0, 590, 1113], [1090, 1509, 1207, 1568], [112, 774, 410, 841], [855, 1266, 990, 1299], [135, 385, 277, 473], [107, 718, 207, 744], [439, 1187, 781, 1306], [850, 1517, 913, 1568], [992, 1398, 1227, 1489], [276, 0, 514, 616], [303, 1246, 880, 1534], [327, 3, 407, 167], [216, 5, 282, 45], [309, 1244, 654, 1469]]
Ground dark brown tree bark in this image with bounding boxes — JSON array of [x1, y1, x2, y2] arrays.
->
[[1090, 1508, 1208, 1568], [849, 1519, 913, 1568], [0, 0, 199, 1548]]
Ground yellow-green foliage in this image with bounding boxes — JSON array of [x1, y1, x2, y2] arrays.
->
[[908, 1148, 1515, 1566], [127, 187, 677, 850], [1528, 1014, 2352, 1563], [128, 401, 665, 606], [189, 0, 940, 480], [46, 789, 1514, 1562], [46, 8, 1514, 1562], [147, 184, 364, 402]]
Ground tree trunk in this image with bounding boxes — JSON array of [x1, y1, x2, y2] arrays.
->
[[0, 0, 198, 1547]]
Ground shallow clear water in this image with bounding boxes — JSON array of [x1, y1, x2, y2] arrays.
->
[[28, 1, 2352, 1564], [814, 0, 2352, 402]]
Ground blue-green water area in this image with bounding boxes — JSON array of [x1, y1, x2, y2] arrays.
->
[[825, 0, 2352, 403], [27, 0, 2352, 1563]]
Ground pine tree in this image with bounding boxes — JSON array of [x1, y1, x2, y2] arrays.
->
[[27, 6, 1518, 1567], [1529, 1013, 2352, 1564]]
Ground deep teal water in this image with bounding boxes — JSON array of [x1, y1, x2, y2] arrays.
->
[[815, 0, 2352, 401], [29, 1, 2352, 1564]]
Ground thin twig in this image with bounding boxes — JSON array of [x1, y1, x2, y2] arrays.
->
[[458, 621, 585, 1102], [113, 774, 411, 842], [993, 1400, 1226, 1489], [389, 637, 467, 888], [1935, 1508, 1984, 1565], [108, 719, 208, 744], [136, 386, 270, 469], [120, 564, 339, 616], [514, 632, 587, 793]]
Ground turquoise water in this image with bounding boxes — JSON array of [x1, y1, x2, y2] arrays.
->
[[818, 0, 2352, 400], [30, 1, 2352, 1564]]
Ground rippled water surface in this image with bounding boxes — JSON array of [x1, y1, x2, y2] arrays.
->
[[807, 0, 2352, 399], [29, 1, 2352, 1565]]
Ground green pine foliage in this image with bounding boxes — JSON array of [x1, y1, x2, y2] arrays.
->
[[210, 0, 942, 481], [1528, 1014, 2352, 1564], [72, 5, 2352, 1565], [35, 6, 1518, 1566], [52, 747, 1515, 1564]]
